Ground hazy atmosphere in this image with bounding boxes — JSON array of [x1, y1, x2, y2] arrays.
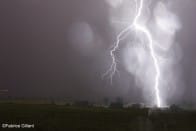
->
[[0, 0, 196, 106]]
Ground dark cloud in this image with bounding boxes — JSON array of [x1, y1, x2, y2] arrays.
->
[[0, 0, 114, 101], [0, 0, 195, 105]]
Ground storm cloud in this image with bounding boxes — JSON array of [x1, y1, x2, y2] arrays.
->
[[0, 0, 195, 105]]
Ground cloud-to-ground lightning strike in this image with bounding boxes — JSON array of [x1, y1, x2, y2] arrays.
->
[[104, 0, 162, 107]]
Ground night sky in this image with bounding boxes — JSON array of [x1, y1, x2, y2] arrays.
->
[[0, 0, 196, 105]]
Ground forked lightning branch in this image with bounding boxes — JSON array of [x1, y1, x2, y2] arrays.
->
[[103, 0, 162, 107]]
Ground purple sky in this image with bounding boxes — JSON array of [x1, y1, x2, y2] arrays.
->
[[0, 0, 195, 105]]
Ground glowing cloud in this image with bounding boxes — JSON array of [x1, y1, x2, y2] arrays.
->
[[104, 0, 181, 107]]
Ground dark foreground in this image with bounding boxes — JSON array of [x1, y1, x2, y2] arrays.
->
[[0, 103, 195, 131]]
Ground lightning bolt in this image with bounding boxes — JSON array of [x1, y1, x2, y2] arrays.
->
[[104, 0, 162, 107], [102, 24, 133, 83]]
